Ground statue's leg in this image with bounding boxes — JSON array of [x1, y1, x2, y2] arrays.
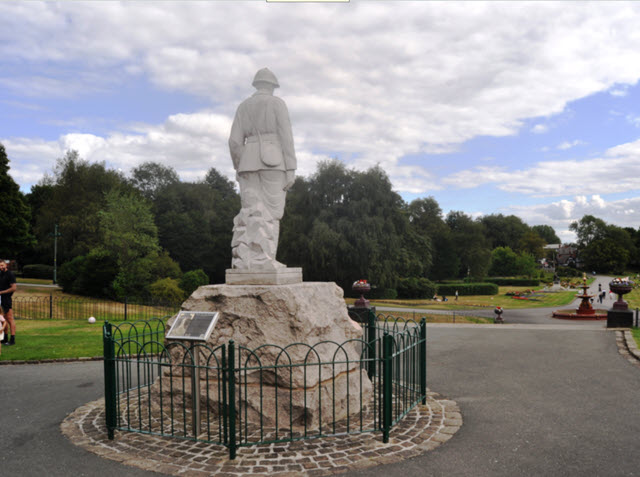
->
[[259, 170, 287, 267]]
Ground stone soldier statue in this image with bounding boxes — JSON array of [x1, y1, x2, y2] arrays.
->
[[228, 68, 297, 271]]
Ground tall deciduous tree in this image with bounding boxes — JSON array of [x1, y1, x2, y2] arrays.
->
[[34, 150, 130, 263], [446, 211, 492, 280], [130, 162, 180, 200], [479, 214, 530, 250], [152, 170, 239, 284], [569, 215, 607, 248], [279, 160, 428, 292], [532, 224, 560, 244], [0, 143, 35, 258]]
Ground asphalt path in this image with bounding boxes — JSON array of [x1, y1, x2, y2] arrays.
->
[[3, 275, 640, 476]]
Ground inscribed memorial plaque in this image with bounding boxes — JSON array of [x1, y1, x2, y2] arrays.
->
[[166, 311, 219, 341]]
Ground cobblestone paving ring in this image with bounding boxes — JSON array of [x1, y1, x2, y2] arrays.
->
[[62, 390, 462, 477]]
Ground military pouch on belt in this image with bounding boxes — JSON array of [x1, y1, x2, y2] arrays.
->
[[256, 131, 282, 167]]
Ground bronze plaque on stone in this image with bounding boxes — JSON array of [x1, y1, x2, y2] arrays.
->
[[166, 311, 219, 341]]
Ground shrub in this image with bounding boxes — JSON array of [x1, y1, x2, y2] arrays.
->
[[556, 266, 582, 278], [486, 278, 540, 286], [148, 278, 185, 303], [397, 277, 437, 299], [368, 287, 398, 300], [22, 264, 54, 279], [179, 269, 210, 297], [57, 251, 119, 297], [437, 283, 499, 296]]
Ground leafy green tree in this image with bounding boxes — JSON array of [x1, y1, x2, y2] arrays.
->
[[33, 150, 130, 264], [581, 239, 629, 274], [406, 197, 458, 281], [0, 143, 35, 258], [148, 278, 185, 303], [98, 189, 161, 298], [152, 172, 239, 284], [180, 269, 210, 296], [515, 252, 538, 277], [532, 224, 560, 244], [204, 168, 238, 201], [479, 214, 530, 250], [129, 161, 180, 200], [279, 160, 425, 291], [569, 215, 607, 248], [489, 247, 518, 276], [446, 211, 491, 280], [569, 215, 636, 273], [518, 230, 546, 259]]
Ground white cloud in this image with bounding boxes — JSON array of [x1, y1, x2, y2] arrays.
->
[[506, 194, 640, 243], [443, 138, 640, 197], [4, 112, 239, 186], [557, 139, 586, 150], [3, 2, 640, 200], [627, 114, 640, 128], [610, 85, 629, 97], [531, 124, 549, 134]]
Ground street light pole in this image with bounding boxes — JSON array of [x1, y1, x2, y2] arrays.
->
[[50, 224, 62, 284]]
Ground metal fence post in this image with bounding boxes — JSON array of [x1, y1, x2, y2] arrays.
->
[[382, 332, 393, 443], [103, 321, 117, 440], [227, 340, 237, 460], [49, 294, 53, 319], [367, 309, 377, 378], [420, 318, 427, 404]]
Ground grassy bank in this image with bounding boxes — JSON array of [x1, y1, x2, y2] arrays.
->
[[0, 320, 103, 362]]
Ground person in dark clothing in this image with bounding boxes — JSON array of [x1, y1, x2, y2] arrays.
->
[[0, 261, 17, 346]]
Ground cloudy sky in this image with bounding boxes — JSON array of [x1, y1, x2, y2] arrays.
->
[[2, 1, 640, 242]]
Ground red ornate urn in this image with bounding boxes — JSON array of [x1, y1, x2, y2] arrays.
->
[[352, 279, 371, 308], [609, 279, 635, 311]]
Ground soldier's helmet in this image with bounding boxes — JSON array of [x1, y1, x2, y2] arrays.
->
[[252, 68, 280, 88]]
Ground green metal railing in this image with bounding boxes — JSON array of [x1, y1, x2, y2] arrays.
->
[[103, 310, 427, 458]]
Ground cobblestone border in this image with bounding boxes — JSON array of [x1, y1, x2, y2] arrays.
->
[[62, 390, 461, 476]]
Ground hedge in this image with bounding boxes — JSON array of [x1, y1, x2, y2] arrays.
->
[[396, 277, 437, 299], [436, 283, 499, 296], [556, 266, 583, 278], [22, 264, 54, 280], [486, 278, 540, 286]]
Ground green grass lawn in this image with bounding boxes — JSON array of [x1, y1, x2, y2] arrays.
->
[[352, 286, 581, 311], [17, 278, 55, 285], [376, 310, 493, 324], [0, 320, 103, 362], [625, 287, 640, 310]]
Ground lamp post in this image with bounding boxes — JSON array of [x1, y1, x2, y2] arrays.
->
[[49, 224, 62, 284]]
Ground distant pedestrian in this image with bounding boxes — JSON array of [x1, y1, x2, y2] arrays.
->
[[455, 290, 459, 301], [598, 283, 602, 292]]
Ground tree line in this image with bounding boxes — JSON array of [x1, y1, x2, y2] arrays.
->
[[2, 142, 639, 301]]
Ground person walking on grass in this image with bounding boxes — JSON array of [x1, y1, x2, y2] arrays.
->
[[0, 261, 17, 346]]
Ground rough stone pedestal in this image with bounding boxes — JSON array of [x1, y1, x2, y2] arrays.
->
[[164, 282, 372, 430], [607, 309, 633, 328]]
